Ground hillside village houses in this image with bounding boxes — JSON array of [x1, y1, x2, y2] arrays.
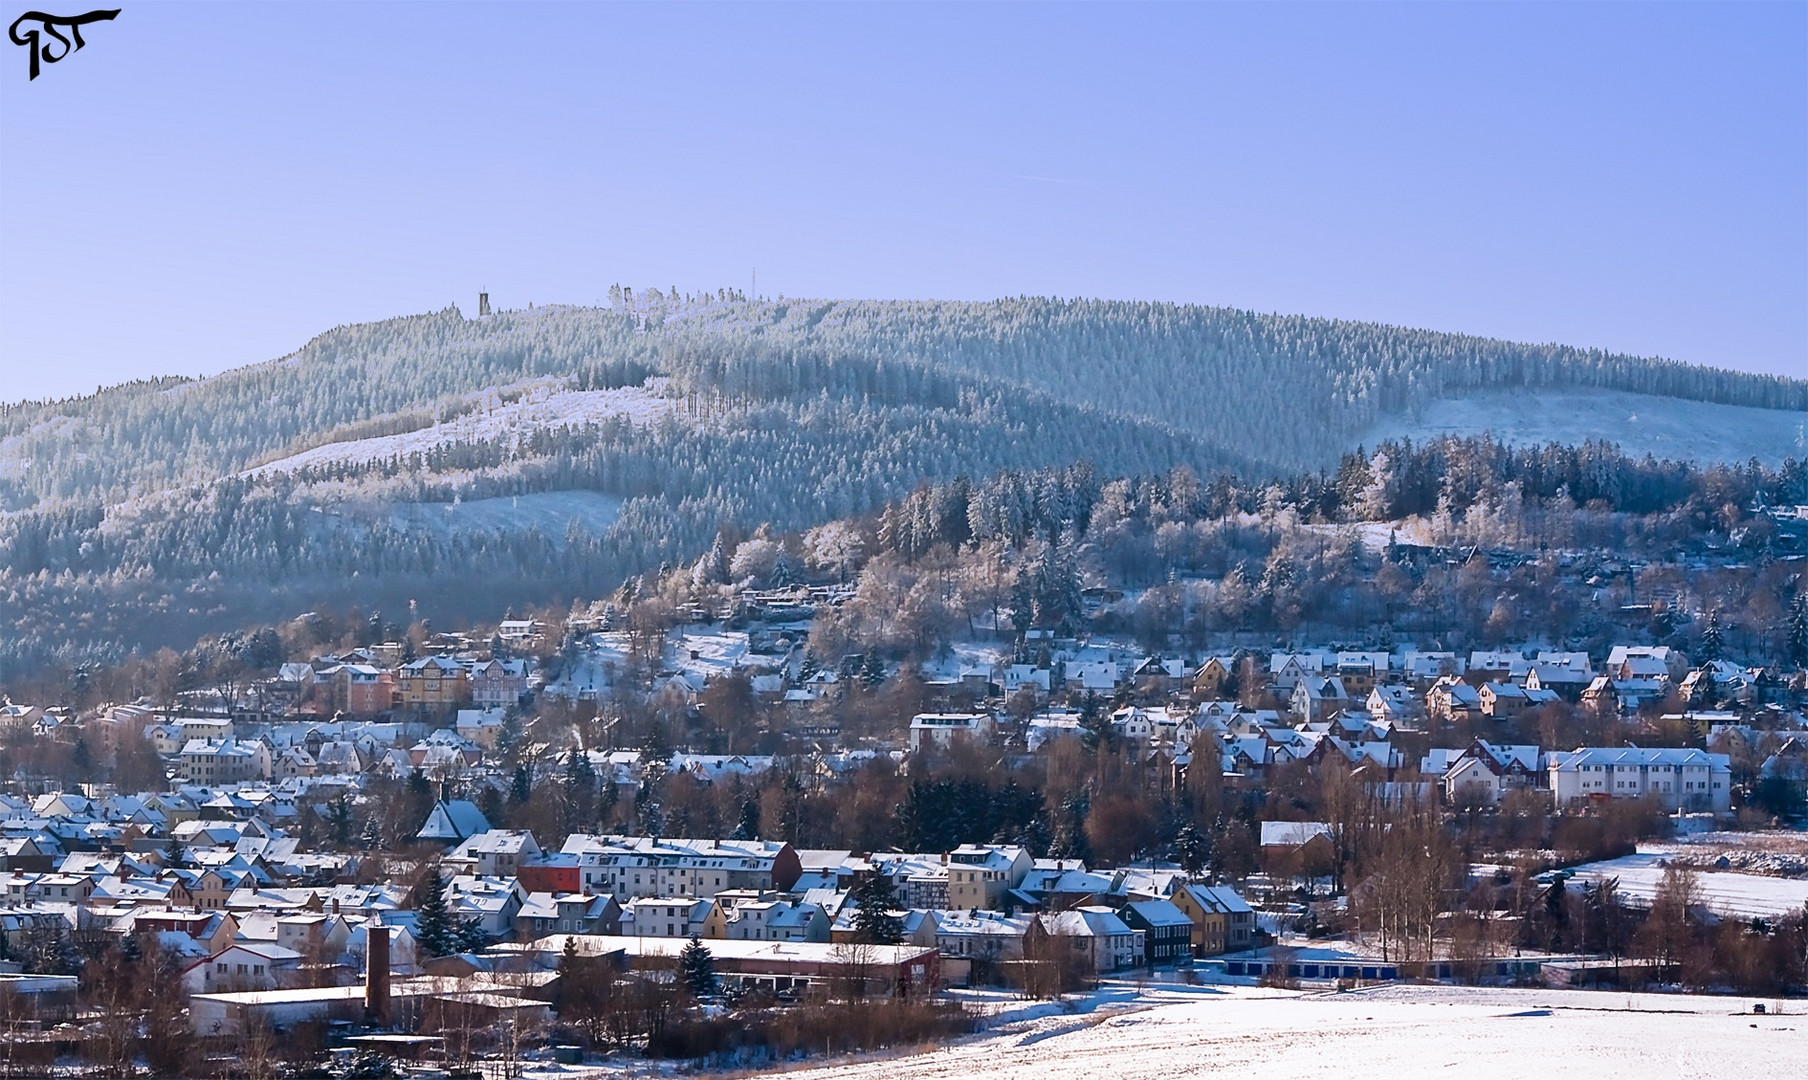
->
[[0, 604, 1797, 1038]]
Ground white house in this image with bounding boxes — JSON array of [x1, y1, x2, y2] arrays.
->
[[909, 713, 994, 752], [1547, 747, 1731, 813]]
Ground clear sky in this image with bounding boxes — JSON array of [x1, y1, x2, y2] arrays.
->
[[1, 1, 1803, 404]]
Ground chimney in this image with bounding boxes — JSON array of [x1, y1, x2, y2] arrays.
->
[[364, 924, 391, 1025]]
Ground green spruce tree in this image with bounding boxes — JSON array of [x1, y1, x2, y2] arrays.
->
[[678, 935, 716, 996]]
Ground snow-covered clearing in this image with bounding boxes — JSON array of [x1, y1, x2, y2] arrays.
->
[[1566, 848, 1808, 919], [756, 983, 1799, 1080], [243, 379, 682, 477], [1359, 388, 1805, 465]]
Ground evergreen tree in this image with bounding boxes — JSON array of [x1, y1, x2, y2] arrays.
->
[[330, 793, 353, 846], [850, 874, 904, 945], [510, 764, 532, 805], [1698, 610, 1724, 663], [678, 935, 716, 996], [1173, 824, 1208, 873], [415, 867, 456, 958], [1077, 691, 1110, 752], [731, 798, 760, 841], [1788, 594, 1808, 668]]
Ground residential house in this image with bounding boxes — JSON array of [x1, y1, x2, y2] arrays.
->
[[514, 893, 621, 939], [1291, 677, 1348, 724], [908, 713, 994, 752], [469, 660, 528, 710], [622, 897, 711, 938], [1425, 740, 1542, 806], [1037, 906, 1142, 973], [945, 844, 1033, 911], [1171, 884, 1255, 956], [450, 830, 541, 877], [1119, 899, 1193, 967], [397, 656, 470, 712], [179, 738, 271, 784], [1547, 747, 1731, 812]]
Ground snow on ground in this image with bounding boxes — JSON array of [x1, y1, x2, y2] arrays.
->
[[1359, 387, 1805, 465], [243, 379, 683, 478], [1638, 832, 1808, 879], [1565, 848, 1808, 919], [763, 983, 1801, 1080]]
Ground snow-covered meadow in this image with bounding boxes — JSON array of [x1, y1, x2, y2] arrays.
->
[[242, 379, 683, 478], [752, 984, 1800, 1080]]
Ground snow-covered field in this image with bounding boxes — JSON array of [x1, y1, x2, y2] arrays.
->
[[244, 379, 682, 477], [749, 984, 1800, 1080], [1359, 388, 1805, 464], [1565, 848, 1808, 919]]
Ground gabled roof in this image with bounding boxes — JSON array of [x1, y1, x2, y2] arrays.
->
[[417, 800, 492, 842]]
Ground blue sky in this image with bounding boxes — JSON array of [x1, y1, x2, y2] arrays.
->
[[1, 1, 1803, 403]]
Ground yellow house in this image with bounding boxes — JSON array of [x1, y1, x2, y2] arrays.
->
[[398, 657, 471, 711]]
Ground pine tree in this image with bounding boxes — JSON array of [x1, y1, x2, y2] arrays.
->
[[678, 935, 716, 996], [850, 874, 903, 944], [416, 866, 456, 957]]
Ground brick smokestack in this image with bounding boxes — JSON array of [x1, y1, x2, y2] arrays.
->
[[365, 924, 391, 1025]]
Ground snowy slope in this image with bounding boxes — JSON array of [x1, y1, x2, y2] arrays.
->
[[765, 984, 1799, 1080], [243, 379, 682, 478], [1358, 388, 1805, 464]]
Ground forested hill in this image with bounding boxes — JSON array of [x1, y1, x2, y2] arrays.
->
[[3, 294, 1802, 510], [1, 292, 1801, 679]]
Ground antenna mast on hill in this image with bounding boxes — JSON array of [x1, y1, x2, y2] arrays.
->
[[478, 290, 491, 318], [752, 268, 756, 301]]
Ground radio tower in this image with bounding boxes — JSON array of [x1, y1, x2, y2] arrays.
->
[[478, 291, 491, 317]]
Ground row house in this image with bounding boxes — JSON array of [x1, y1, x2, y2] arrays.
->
[[560, 835, 803, 900], [1547, 747, 1731, 812], [515, 892, 621, 938], [178, 739, 272, 785]]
